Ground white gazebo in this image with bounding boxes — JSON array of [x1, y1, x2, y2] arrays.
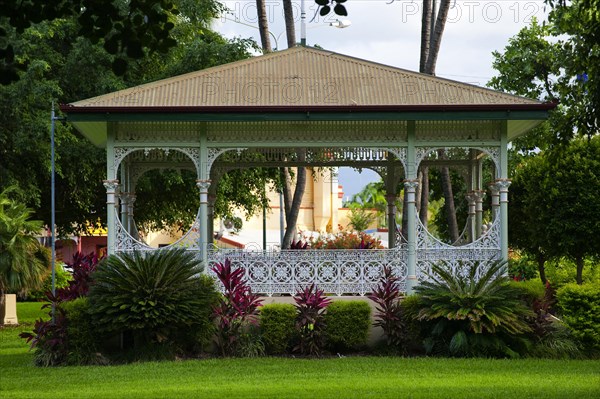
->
[[61, 46, 554, 294]]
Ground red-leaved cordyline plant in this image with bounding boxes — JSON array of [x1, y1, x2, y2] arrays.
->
[[19, 292, 69, 366], [293, 283, 332, 356], [56, 251, 103, 301], [368, 266, 407, 351], [290, 240, 309, 249], [212, 258, 262, 357]]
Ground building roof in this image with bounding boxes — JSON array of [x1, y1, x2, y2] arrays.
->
[[70, 46, 541, 108]]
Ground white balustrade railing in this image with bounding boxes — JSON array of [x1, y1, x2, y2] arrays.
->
[[207, 248, 407, 296]]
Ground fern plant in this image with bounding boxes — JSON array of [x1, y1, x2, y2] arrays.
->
[[414, 260, 533, 357], [88, 249, 218, 358]]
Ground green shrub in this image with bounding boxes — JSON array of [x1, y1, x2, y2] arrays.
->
[[509, 279, 546, 307], [324, 300, 371, 353], [545, 257, 600, 288], [508, 254, 539, 281], [61, 298, 107, 365], [399, 294, 428, 355], [26, 263, 72, 301], [88, 249, 218, 360], [556, 283, 600, 351], [259, 303, 296, 355]]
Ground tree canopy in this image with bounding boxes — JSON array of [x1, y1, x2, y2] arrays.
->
[[491, 1, 600, 284], [0, 1, 260, 236], [509, 137, 600, 284]]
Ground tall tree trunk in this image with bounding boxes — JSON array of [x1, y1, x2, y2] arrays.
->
[[282, 150, 306, 248], [282, 0, 296, 49], [280, 167, 292, 219], [256, 0, 272, 52], [424, 0, 451, 75], [419, 0, 432, 72], [417, 1, 451, 240], [439, 151, 459, 243], [419, 166, 429, 228], [536, 252, 547, 285]]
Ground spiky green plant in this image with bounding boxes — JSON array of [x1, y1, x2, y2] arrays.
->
[[88, 249, 218, 358], [0, 187, 49, 321], [414, 260, 533, 357]]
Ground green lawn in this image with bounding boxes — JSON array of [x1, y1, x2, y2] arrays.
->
[[1, 302, 599, 399]]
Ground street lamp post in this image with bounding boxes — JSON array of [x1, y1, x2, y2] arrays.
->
[[50, 103, 64, 323]]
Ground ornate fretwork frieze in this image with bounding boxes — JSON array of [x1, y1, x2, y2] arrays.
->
[[114, 147, 201, 176], [115, 121, 199, 143], [207, 148, 247, 174], [415, 120, 502, 142], [414, 146, 500, 173], [206, 120, 408, 144], [208, 147, 407, 172], [115, 211, 202, 252]]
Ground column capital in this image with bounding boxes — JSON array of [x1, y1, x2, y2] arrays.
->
[[403, 179, 419, 192], [495, 179, 511, 203], [196, 179, 211, 191], [465, 192, 477, 215], [488, 183, 500, 195], [472, 190, 486, 202], [103, 179, 120, 192], [494, 178, 512, 192]]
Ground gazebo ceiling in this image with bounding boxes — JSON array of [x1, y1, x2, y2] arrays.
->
[[61, 46, 555, 146]]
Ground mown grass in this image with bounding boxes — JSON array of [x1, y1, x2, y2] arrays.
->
[[1, 302, 599, 399]]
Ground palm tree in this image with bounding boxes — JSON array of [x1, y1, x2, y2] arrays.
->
[[0, 187, 49, 323], [347, 181, 388, 227]]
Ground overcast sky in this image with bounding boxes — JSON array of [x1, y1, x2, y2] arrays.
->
[[214, 0, 549, 198]]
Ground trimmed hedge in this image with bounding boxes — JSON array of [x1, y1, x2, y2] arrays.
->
[[259, 303, 296, 355], [61, 298, 107, 365], [324, 300, 371, 353], [509, 279, 546, 307], [556, 283, 600, 351]]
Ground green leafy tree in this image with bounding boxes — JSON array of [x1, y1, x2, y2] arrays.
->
[[1, 3, 261, 236], [0, 0, 185, 82], [0, 187, 50, 322], [511, 138, 600, 284]]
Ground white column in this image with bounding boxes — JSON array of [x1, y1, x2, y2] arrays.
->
[[207, 194, 216, 245], [489, 183, 500, 219], [120, 192, 129, 232], [197, 179, 211, 267], [474, 190, 485, 239], [128, 194, 136, 239], [496, 179, 511, 262], [465, 191, 477, 243], [103, 179, 119, 255], [404, 179, 419, 293]]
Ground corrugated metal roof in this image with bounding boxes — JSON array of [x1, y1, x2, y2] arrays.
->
[[72, 47, 539, 108]]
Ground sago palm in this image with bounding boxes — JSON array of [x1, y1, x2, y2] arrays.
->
[[414, 260, 532, 357], [88, 249, 217, 353]]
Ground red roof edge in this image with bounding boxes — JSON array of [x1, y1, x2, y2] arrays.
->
[[59, 102, 558, 114]]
